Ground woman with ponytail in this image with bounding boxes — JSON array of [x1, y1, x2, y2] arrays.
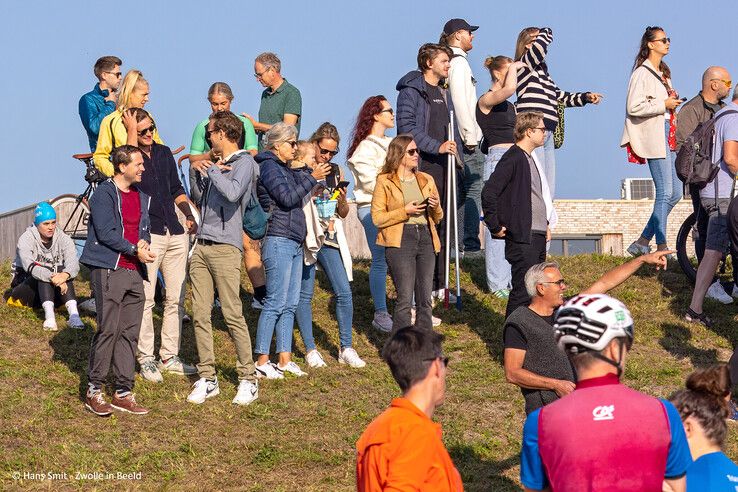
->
[[670, 364, 738, 490], [93, 69, 164, 176], [477, 55, 523, 298], [621, 26, 683, 257]]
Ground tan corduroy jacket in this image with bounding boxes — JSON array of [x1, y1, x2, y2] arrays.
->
[[620, 59, 671, 159], [371, 171, 443, 252]]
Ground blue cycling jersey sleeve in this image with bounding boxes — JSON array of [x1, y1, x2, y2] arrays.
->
[[520, 408, 548, 490], [661, 399, 693, 478]]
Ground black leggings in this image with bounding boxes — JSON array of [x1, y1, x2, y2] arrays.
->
[[8, 275, 76, 308]]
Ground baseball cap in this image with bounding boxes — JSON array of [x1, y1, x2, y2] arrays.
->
[[443, 18, 479, 36]]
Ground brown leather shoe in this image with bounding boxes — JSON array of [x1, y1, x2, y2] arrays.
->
[[85, 391, 113, 416], [111, 393, 149, 415]]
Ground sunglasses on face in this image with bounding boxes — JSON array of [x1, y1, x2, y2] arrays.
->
[[137, 124, 156, 136], [406, 148, 419, 156], [380, 108, 394, 115], [284, 140, 298, 148], [205, 127, 216, 139], [540, 279, 567, 287], [652, 37, 670, 44], [318, 145, 339, 157], [712, 78, 733, 89], [104, 71, 122, 78], [423, 356, 450, 367]]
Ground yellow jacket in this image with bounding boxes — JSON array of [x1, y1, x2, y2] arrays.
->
[[371, 171, 443, 252], [93, 110, 163, 176]]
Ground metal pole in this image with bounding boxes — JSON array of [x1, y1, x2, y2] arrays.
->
[[449, 112, 462, 311], [444, 126, 452, 310]]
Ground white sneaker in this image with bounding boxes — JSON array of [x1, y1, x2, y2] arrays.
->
[[410, 309, 442, 327], [78, 298, 96, 314], [158, 356, 198, 375], [306, 349, 328, 368], [67, 314, 84, 329], [43, 318, 58, 331], [139, 359, 164, 383], [627, 241, 651, 257], [255, 361, 284, 379], [277, 361, 307, 377], [338, 347, 366, 368], [232, 380, 259, 405], [187, 377, 220, 404], [707, 281, 733, 304]]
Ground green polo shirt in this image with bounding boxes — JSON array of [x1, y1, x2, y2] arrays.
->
[[189, 114, 258, 155], [257, 79, 302, 149]]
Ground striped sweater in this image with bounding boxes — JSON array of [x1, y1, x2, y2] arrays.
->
[[516, 28, 590, 131]]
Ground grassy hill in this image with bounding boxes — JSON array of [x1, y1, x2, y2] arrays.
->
[[1, 255, 737, 491]]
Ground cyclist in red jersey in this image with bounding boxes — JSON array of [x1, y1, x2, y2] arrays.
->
[[520, 294, 692, 491]]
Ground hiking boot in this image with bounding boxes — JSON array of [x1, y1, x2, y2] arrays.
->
[[111, 392, 149, 415], [187, 377, 220, 404], [685, 308, 714, 328], [85, 391, 112, 417], [338, 347, 366, 368], [67, 314, 84, 329], [139, 359, 164, 383], [158, 356, 197, 375], [627, 241, 651, 257], [305, 349, 328, 368], [78, 298, 97, 314], [232, 380, 259, 405], [372, 311, 393, 333], [706, 281, 733, 304], [255, 361, 284, 379], [43, 318, 58, 331], [277, 361, 307, 377]]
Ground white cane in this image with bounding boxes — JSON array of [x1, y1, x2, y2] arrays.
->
[[444, 121, 453, 309]]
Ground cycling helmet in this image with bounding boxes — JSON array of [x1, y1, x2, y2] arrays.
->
[[554, 294, 634, 355], [34, 202, 56, 225]]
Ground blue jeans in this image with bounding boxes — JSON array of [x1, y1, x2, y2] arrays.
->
[[463, 144, 485, 251], [483, 147, 513, 291], [357, 206, 388, 313], [641, 121, 682, 245], [532, 130, 556, 197], [255, 236, 303, 355], [296, 246, 354, 350]]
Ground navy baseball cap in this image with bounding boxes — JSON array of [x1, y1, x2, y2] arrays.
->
[[443, 18, 479, 35]]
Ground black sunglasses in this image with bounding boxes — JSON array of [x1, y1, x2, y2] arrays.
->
[[285, 140, 298, 148], [318, 145, 339, 157], [406, 148, 419, 156], [424, 356, 449, 367], [380, 108, 394, 115], [137, 124, 156, 136]]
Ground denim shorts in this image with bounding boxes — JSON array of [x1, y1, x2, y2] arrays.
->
[[701, 197, 731, 253]]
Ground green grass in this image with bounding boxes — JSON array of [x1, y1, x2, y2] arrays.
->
[[1, 255, 737, 491]]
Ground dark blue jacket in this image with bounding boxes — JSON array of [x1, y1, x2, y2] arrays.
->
[[81, 179, 151, 274], [396, 71, 464, 161], [79, 83, 116, 152], [256, 151, 317, 244], [137, 143, 186, 236]]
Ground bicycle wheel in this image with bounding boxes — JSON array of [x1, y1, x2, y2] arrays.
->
[[50, 194, 90, 240], [676, 212, 698, 284]]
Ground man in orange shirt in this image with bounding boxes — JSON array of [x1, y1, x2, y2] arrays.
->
[[356, 326, 463, 491]]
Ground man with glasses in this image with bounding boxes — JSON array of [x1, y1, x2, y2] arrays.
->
[[503, 251, 670, 414], [79, 56, 123, 151], [243, 52, 302, 150], [356, 325, 463, 491], [482, 112, 553, 317], [187, 111, 260, 406], [676, 67, 733, 303], [129, 108, 199, 383]]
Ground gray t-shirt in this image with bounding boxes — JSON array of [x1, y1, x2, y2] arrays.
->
[[527, 154, 547, 232], [701, 101, 738, 200]]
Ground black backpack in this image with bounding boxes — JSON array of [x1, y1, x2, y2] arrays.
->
[[675, 110, 737, 189]]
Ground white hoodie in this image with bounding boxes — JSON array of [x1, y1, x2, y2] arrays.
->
[[347, 135, 392, 208], [448, 46, 482, 147]]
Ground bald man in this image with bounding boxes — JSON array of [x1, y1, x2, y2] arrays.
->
[[676, 66, 733, 302]]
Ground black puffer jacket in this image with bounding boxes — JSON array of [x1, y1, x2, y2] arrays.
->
[[256, 151, 317, 244]]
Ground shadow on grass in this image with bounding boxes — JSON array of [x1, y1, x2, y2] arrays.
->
[[659, 322, 719, 367], [49, 325, 94, 401], [449, 445, 520, 491]]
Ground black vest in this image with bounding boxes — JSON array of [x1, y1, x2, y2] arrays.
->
[[505, 306, 575, 414]]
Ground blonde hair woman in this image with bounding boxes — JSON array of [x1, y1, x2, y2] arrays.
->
[[371, 135, 443, 330], [93, 70, 163, 176]]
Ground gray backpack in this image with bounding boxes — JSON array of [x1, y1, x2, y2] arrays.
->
[[675, 110, 737, 189]]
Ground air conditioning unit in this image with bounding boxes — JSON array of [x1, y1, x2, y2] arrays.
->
[[621, 178, 655, 200]]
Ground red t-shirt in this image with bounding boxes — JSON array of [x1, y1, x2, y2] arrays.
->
[[117, 188, 141, 270]]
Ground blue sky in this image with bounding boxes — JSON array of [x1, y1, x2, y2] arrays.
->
[[1, 1, 734, 212]]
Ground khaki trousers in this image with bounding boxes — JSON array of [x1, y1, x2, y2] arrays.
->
[[138, 232, 189, 362], [189, 242, 256, 382]]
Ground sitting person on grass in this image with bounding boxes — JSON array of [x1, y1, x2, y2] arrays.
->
[[6, 202, 83, 331]]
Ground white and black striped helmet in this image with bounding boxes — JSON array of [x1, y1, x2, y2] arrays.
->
[[554, 294, 634, 354]]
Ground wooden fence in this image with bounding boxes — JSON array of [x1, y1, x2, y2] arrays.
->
[[0, 203, 36, 260]]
